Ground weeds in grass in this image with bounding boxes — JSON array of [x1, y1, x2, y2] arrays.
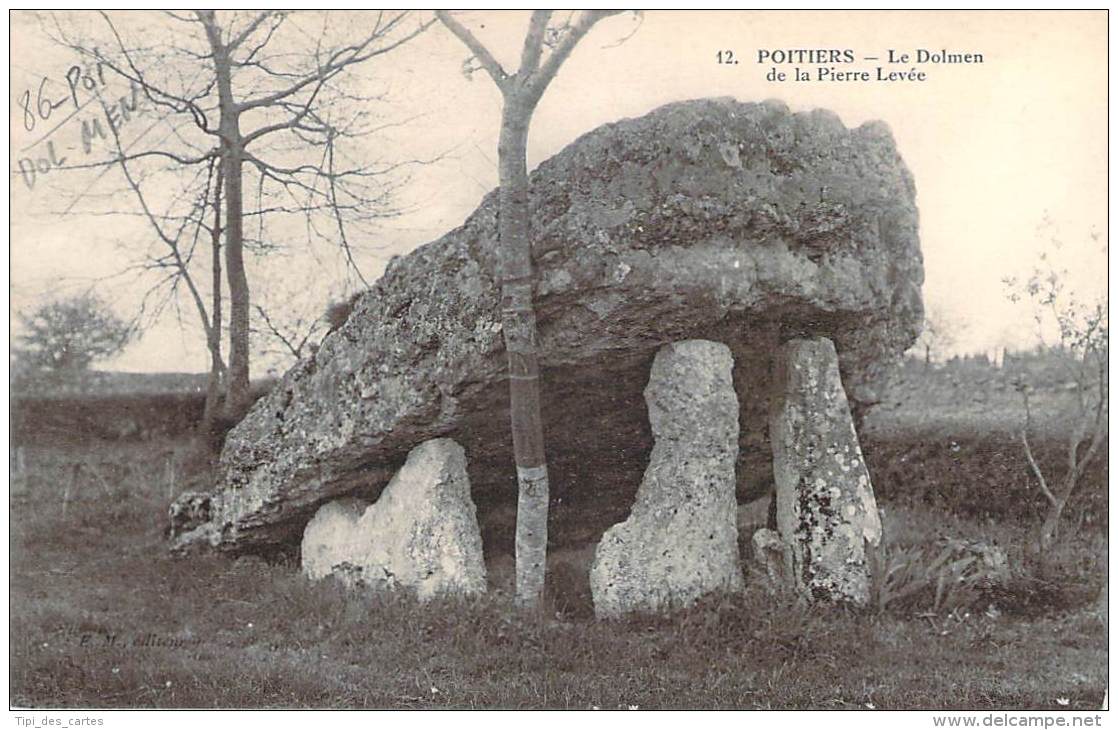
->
[[867, 522, 1017, 616], [866, 518, 1103, 620]]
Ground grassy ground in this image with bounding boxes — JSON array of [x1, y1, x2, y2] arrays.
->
[[9, 433, 1107, 709]]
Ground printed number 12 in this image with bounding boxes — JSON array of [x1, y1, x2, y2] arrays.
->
[[717, 50, 736, 64]]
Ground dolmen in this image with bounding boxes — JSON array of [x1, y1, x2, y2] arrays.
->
[[170, 97, 922, 609]]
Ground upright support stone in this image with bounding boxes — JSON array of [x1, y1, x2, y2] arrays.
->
[[301, 498, 370, 584], [770, 337, 882, 604], [590, 340, 743, 618], [300, 438, 486, 601]]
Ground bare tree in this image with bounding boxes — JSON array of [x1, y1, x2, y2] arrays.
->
[[1005, 230, 1108, 553], [46, 10, 430, 416], [436, 10, 628, 607]]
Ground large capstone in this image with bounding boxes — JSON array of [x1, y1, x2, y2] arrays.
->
[[770, 337, 882, 604], [172, 97, 922, 555], [300, 438, 486, 600], [589, 340, 743, 617]]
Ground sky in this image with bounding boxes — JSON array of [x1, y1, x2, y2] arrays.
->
[[8, 10, 1108, 373]]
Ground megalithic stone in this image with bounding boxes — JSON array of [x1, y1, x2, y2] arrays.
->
[[300, 438, 487, 601], [769, 337, 882, 604], [590, 340, 744, 618], [171, 98, 923, 556]]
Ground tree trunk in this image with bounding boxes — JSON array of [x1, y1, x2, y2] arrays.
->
[[498, 103, 549, 608], [204, 22, 251, 419], [1038, 494, 1068, 553], [223, 150, 251, 417], [201, 168, 225, 434], [435, 9, 621, 609]]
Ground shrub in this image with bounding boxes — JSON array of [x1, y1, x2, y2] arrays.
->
[[14, 294, 134, 373], [867, 535, 1011, 615]]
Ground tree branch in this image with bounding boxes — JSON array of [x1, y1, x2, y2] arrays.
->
[[226, 11, 279, 53], [1071, 350, 1108, 483], [523, 10, 623, 105], [518, 10, 552, 77], [241, 75, 329, 147], [435, 10, 510, 92], [252, 303, 305, 360], [1020, 388, 1058, 507], [56, 148, 220, 172], [237, 13, 429, 113], [92, 12, 217, 135]]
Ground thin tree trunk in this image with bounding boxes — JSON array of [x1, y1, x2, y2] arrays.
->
[[1039, 494, 1068, 553], [498, 104, 549, 608], [202, 167, 225, 434], [223, 150, 251, 417], [435, 9, 622, 609], [202, 16, 251, 419]]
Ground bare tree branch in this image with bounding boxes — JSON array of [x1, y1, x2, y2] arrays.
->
[[518, 11, 552, 77], [226, 11, 280, 53], [88, 12, 218, 135], [435, 10, 510, 91], [236, 12, 429, 113], [1020, 388, 1058, 508], [55, 148, 220, 172], [523, 10, 623, 105]]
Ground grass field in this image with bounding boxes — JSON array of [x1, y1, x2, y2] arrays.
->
[[9, 411, 1108, 709]]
